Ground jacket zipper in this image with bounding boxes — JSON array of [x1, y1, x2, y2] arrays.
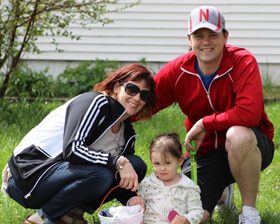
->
[[119, 134, 137, 157], [189, 74, 220, 150], [183, 67, 233, 151], [91, 110, 127, 145], [24, 161, 60, 199]]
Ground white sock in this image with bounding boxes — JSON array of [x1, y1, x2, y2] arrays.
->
[[242, 206, 259, 218], [224, 187, 230, 204]]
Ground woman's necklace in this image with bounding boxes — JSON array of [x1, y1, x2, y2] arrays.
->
[[112, 123, 123, 153]]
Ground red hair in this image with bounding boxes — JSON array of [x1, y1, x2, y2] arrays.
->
[[94, 64, 158, 121]]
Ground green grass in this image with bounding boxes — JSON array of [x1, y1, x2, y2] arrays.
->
[[0, 101, 279, 223]]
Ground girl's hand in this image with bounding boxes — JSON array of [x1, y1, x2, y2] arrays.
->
[[119, 162, 139, 192], [127, 196, 142, 206], [172, 215, 190, 224]]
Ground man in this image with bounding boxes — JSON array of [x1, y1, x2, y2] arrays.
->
[[153, 5, 274, 224]]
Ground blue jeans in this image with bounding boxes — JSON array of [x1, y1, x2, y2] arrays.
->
[[7, 154, 147, 224]]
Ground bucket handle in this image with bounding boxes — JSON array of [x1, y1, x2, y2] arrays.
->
[[97, 185, 145, 214]]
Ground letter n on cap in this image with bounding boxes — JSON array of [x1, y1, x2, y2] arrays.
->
[[200, 9, 209, 21]]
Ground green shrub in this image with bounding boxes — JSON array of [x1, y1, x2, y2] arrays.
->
[[54, 59, 118, 97], [7, 65, 56, 98], [5, 59, 118, 99]]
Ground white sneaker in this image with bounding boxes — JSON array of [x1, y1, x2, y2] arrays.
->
[[238, 214, 261, 224], [215, 184, 238, 213]]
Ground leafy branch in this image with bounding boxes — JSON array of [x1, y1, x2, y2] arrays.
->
[[0, 0, 140, 98]]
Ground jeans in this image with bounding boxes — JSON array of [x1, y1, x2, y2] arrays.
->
[[7, 154, 147, 224]]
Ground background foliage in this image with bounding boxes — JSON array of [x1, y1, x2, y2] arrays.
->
[[55, 59, 118, 97], [0, 63, 279, 223], [6, 59, 118, 99], [0, 100, 279, 223], [0, 0, 140, 98]]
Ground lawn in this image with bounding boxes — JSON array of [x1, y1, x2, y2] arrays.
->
[[0, 100, 279, 224]]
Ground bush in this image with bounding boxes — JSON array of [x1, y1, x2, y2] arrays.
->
[[7, 65, 56, 98], [54, 59, 118, 97], [5, 59, 119, 99]]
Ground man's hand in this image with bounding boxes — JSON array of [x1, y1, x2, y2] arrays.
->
[[184, 118, 207, 154]]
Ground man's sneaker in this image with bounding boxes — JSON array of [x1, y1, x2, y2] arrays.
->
[[238, 214, 261, 224], [215, 183, 238, 213]]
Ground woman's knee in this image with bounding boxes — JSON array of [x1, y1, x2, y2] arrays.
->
[[6, 178, 31, 208], [86, 167, 115, 188]]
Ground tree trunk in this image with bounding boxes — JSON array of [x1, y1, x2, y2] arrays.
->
[[0, 69, 12, 99]]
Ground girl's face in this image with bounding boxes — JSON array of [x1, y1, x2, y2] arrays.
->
[[114, 80, 151, 119], [151, 150, 184, 186]]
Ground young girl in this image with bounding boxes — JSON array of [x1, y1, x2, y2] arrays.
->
[[129, 133, 203, 224]]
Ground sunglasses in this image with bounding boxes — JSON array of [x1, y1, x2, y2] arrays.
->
[[121, 83, 153, 103]]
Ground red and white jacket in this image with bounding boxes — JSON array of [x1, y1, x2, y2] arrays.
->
[[154, 45, 274, 156]]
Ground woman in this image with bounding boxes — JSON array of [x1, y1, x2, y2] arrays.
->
[[2, 64, 157, 224]]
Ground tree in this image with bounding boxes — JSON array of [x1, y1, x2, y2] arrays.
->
[[0, 0, 140, 99]]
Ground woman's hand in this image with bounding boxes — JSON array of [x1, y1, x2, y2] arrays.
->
[[119, 161, 139, 192]]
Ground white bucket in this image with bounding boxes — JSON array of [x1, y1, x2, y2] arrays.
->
[[97, 185, 144, 224], [98, 207, 144, 224]]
